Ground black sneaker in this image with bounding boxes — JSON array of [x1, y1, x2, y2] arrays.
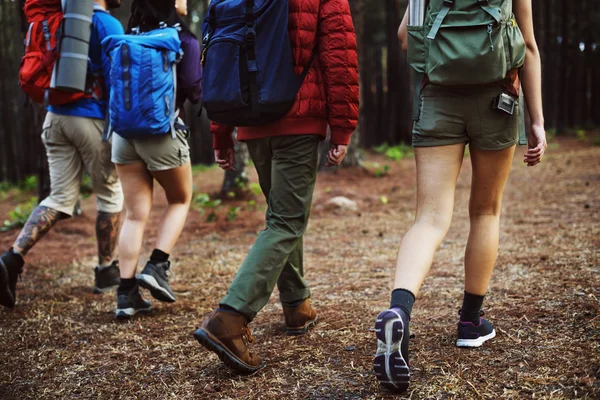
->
[[94, 261, 120, 293], [0, 249, 24, 308], [456, 312, 496, 348], [136, 261, 176, 303], [374, 307, 410, 393], [115, 285, 152, 319]]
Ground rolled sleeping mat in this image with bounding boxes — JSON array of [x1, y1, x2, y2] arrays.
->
[[51, 0, 95, 92]]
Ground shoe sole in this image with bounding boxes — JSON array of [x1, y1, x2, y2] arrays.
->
[[115, 305, 152, 320], [194, 328, 264, 375], [137, 274, 176, 303], [374, 309, 410, 394], [285, 316, 319, 336], [93, 284, 118, 294], [456, 329, 496, 348], [0, 257, 15, 308]]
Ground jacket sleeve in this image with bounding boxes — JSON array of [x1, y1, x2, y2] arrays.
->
[[210, 121, 235, 149], [317, 0, 359, 146]]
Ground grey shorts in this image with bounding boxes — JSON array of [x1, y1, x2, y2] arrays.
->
[[413, 85, 519, 151], [111, 124, 191, 171]]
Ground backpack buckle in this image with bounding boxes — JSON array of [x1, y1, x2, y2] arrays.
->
[[246, 26, 256, 44], [443, 0, 454, 5]]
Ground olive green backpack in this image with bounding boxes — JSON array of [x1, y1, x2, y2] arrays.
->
[[408, 0, 526, 85], [408, 0, 527, 140]]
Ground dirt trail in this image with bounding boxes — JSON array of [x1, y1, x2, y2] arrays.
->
[[0, 138, 598, 399]]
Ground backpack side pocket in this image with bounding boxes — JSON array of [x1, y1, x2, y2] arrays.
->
[[407, 26, 426, 74]]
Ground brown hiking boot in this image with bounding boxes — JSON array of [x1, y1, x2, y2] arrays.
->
[[194, 310, 263, 374], [282, 298, 318, 335]]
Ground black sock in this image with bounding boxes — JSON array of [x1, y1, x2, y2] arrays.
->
[[150, 249, 169, 264], [283, 298, 305, 308], [390, 288, 415, 319], [460, 291, 485, 324], [118, 278, 137, 294], [217, 304, 243, 316]]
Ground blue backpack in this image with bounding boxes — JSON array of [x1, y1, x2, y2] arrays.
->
[[201, 0, 317, 127], [102, 25, 182, 139]]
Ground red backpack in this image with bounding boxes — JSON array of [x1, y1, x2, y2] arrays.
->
[[19, 0, 103, 106]]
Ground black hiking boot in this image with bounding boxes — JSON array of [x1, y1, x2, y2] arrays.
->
[[94, 260, 120, 293], [136, 261, 176, 303], [115, 284, 152, 319], [0, 249, 25, 308]]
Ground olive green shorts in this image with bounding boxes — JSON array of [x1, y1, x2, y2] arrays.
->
[[111, 123, 191, 171], [412, 85, 519, 150]]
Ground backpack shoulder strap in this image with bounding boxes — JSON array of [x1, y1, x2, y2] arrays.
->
[[427, 0, 453, 40], [300, 0, 322, 80]]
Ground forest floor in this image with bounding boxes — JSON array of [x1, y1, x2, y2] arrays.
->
[[0, 137, 598, 400]]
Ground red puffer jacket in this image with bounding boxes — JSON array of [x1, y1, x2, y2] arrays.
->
[[211, 0, 359, 149]]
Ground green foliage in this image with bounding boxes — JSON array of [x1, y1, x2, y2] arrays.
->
[[0, 175, 39, 195], [546, 128, 557, 143], [193, 193, 222, 222], [228, 206, 242, 221], [1, 197, 38, 232], [373, 143, 413, 161], [375, 164, 390, 178], [592, 137, 600, 147], [249, 183, 262, 196], [192, 164, 217, 173], [80, 174, 93, 199], [575, 129, 586, 141]]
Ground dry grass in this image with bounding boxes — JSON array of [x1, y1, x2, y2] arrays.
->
[[0, 138, 598, 399]]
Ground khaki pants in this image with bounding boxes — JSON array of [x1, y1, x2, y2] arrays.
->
[[40, 112, 123, 216]]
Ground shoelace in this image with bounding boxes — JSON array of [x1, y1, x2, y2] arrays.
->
[[162, 262, 176, 282], [242, 326, 255, 346]]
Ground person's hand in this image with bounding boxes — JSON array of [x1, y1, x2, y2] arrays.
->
[[326, 144, 348, 167], [215, 148, 235, 171], [524, 123, 547, 167]]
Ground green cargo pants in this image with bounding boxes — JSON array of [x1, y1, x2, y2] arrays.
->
[[220, 134, 320, 321]]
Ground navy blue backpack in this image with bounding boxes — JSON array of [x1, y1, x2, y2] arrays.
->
[[201, 0, 317, 126], [102, 25, 182, 139]]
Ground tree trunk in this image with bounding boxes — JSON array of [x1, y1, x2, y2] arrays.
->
[[220, 129, 250, 197]]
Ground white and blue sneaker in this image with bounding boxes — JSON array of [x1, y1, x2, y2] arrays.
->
[[374, 307, 410, 393]]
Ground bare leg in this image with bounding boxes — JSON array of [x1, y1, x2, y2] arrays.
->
[[151, 162, 193, 254], [116, 163, 154, 279], [96, 211, 120, 266], [13, 206, 65, 256], [464, 145, 516, 295], [393, 144, 466, 294]]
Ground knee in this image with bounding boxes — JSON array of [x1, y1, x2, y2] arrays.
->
[[414, 213, 452, 237], [469, 201, 502, 218], [165, 188, 192, 206], [125, 205, 151, 223]]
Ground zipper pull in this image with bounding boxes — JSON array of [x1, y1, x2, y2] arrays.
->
[[487, 24, 494, 51], [201, 47, 207, 66]]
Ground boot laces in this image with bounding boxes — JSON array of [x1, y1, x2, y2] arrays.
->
[[242, 326, 255, 346]]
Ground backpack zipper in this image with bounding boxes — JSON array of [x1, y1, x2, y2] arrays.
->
[[487, 24, 494, 51]]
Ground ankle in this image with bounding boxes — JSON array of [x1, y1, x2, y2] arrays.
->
[[118, 277, 137, 294], [460, 291, 485, 324], [150, 249, 169, 264], [390, 288, 415, 319]]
